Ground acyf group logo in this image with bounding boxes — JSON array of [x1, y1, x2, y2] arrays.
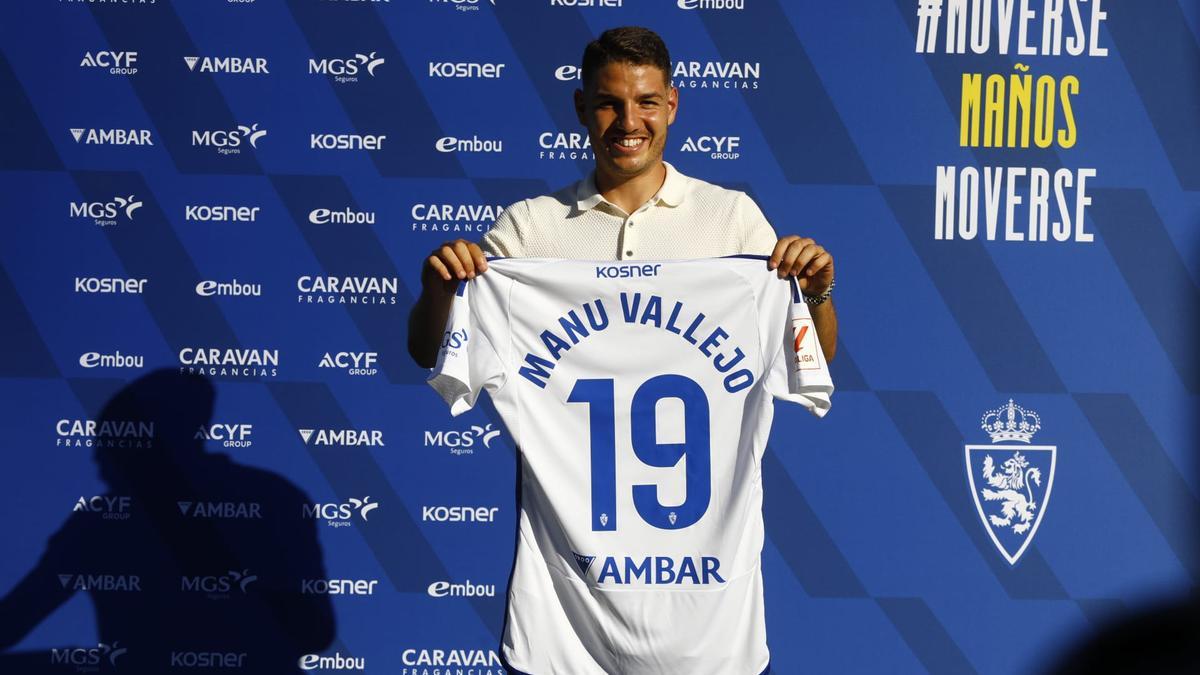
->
[[966, 399, 1056, 565]]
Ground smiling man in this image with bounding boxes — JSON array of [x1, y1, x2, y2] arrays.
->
[[409, 26, 837, 369]]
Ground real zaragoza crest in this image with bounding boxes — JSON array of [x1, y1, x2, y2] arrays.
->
[[965, 400, 1056, 565]]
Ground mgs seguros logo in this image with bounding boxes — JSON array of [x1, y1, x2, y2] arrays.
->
[[69, 195, 143, 227], [309, 52, 385, 83], [424, 423, 501, 455], [304, 496, 379, 528], [429, 0, 496, 12], [191, 123, 267, 155], [50, 642, 128, 670], [966, 400, 1057, 566]]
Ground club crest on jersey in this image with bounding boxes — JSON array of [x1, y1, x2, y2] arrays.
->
[[966, 400, 1056, 565]]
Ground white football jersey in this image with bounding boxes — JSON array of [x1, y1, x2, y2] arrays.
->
[[428, 256, 833, 675]]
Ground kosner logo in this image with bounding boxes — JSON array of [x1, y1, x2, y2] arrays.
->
[[428, 62, 505, 78], [310, 133, 387, 151], [185, 205, 260, 222], [300, 578, 379, 595], [309, 52, 385, 83], [304, 497, 379, 527], [422, 505, 499, 523], [50, 642, 128, 669], [75, 277, 147, 294], [80, 51, 138, 75], [424, 423, 501, 455], [70, 195, 142, 226], [191, 123, 267, 154]]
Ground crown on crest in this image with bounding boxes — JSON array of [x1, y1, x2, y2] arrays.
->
[[980, 399, 1040, 443]]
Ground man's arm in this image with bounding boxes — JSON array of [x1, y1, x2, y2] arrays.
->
[[769, 236, 837, 362], [407, 240, 488, 369]]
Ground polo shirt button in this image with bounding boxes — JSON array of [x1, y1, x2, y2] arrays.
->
[[628, 222, 634, 227], [626, 250, 633, 256]]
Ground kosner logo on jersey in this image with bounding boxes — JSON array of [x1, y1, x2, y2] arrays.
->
[[424, 423, 501, 455], [80, 51, 138, 75]]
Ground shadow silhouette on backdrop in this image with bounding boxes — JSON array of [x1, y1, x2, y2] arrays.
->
[[0, 370, 334, 674]]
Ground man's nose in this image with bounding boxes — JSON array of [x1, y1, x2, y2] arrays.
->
[[616, 103, 640, 133]]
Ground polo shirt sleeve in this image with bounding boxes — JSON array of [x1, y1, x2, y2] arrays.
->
[[480, 201, 526, 257], [737, 192, 780, 255]]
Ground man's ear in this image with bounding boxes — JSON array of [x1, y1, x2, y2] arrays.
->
[[574, 88, 586, 125], [667, 86, 678, 126]]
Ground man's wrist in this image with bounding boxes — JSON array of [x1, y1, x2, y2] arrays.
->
[[802, 277, 835, 305]]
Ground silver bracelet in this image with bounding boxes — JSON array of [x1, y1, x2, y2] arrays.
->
[[803, 276, 835, 306]]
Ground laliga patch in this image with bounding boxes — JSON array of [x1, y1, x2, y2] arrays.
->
[[792, 317, 820, 370]]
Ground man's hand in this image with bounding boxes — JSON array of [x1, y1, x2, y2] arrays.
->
[[409, 239, 489, 368], [424, 239, 489, 286], [767, 235, 838, 362], [767, 235, 833, 297]]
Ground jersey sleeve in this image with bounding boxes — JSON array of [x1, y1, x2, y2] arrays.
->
[[426, 276, 509, 416], [763, 277, 833, 417]]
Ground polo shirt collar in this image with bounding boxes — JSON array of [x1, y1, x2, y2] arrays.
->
[[575, 161, 687, 212]]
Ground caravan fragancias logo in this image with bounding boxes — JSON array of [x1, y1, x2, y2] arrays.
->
[[966, 400, 1056, 565]]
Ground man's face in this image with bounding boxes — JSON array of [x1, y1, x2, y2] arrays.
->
[[575, 61, 678, 181]]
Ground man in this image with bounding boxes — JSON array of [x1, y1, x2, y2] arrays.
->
[[408, 26, 837, 368]]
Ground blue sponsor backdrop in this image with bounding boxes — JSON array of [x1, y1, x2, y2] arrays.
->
[[2, 1, 1199, 673]]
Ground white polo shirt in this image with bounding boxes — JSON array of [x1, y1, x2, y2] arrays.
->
[[480, 162, 779, 260]]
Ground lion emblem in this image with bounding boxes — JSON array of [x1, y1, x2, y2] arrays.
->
[[979, 452, 1042, 535]]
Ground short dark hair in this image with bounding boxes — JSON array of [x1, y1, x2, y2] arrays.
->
[[581, 26, 672, 88]]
